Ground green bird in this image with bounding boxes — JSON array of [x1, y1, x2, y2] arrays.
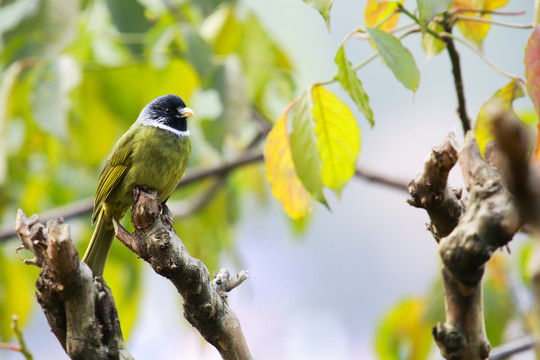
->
[[82, 94, 193, 276]]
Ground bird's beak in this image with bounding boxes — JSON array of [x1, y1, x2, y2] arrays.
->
[[179, 107, 194, 118]]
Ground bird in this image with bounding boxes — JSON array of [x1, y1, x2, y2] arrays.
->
[[82, 94, 193, 276]]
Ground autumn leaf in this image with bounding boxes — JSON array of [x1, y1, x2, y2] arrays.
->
[[365, 0, 400, 31], [525, 25, 540, 118], [422, 21, 446, 58], [312, 85, 361, 196], [289, 90, 327, 206], [264, 102, 311, 220], [366, 26, 420, 92], [335, 45, 373, 126], [475, 79, 525, 153], [453, 0, 510, 49]]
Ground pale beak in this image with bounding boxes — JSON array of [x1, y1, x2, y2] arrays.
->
[[179, 107, 194, 118]]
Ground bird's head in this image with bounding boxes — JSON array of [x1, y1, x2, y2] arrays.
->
[[137, 94, 194, 136]]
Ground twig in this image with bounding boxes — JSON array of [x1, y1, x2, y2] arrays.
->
[[450, 8, 526, 16], [114, 188, 253, 360], [454, 15, 533, 29], [490, 336, 534, 360], [439, 32, 520, 80], [441, 22, 471, 133], [11, 315, 32, 360], [355, 167, 409, 192]]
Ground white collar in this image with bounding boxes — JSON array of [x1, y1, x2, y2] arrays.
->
[[137, 117, 190, 138]]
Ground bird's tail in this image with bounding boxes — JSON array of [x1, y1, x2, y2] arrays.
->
[[82, 211, 115, 276]]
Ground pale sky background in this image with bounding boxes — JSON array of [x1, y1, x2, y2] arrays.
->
[[5, 0, 536, 359]]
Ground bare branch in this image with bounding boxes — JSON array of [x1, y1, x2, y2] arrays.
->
[[407, 133, 465, 241], [114, 188, 253, 360], [15, 210, 133, 360], [410, 132, 520, 359]]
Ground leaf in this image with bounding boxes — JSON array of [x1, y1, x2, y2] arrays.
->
[[105, 0, 151, 55], [364, 0, 400, 31], [365, 27, 420, 92], [264, 103, 311, 220], [484, 253, 514, 346], [302, 0, 334, 30], [416, 0, 452, 26], [289, 90, 327, 205], [31, 56, 81, 139], [525, 25, 540, 118], [335, 45, 374, 126], [312, 85, 361, 196], [453, 0, 509, 49], [474, 79, 525, 153], [0, 250, 37, 341], [200, 4, 241, 55], [375, 298, 432, 360], [422, 21, 446, 58], [536, 0, 540, 25]]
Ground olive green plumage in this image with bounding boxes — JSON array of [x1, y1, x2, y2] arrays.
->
[[82, 95, 193, 276]]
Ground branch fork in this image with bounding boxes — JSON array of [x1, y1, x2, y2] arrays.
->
[[409, 131, 520, 360]]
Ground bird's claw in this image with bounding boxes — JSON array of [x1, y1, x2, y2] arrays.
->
[[160, 203, 174, 229]]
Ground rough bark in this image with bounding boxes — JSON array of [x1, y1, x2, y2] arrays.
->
[[113, 188, 252, 360], [14, 187, 252, 360], [15, 211, 132, 360], [409, 132, 520, 360]]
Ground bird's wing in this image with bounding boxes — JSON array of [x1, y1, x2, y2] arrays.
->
[[92, 133, 134, 223]]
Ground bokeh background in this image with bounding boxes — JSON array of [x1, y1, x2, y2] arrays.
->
[[0, 0, 537, 359]]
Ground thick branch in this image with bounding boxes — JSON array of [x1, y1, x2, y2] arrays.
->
[[410, 132, 520, 359], [113, 188, 252, 360], [15, 210, 132, 360]]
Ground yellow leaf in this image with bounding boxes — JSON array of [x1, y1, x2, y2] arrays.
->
[[365, 0, 400, 31], [312, 85, 361, 196], [264, 102, 311, 220], [475, 79, 524, 154], [453, 0, 509, 48]]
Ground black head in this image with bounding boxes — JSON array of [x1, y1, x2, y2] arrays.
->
[[138, 94, 194, 133]]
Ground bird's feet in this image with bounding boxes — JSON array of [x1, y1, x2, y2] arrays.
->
[[160, 203, 174, 230]]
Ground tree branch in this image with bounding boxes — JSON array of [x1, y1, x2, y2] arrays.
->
[[442, 23, 471, 133], [409, 132, 520, 359], [15, 210, 132, 360], [407, 133, 465, 241], [113, 188, 252, 360]]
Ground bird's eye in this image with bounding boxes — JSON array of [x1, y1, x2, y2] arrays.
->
[[165, 108, 172, 114]]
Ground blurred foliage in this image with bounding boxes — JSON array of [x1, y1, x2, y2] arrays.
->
[[0, 0, 539, 358], [0, 0, 294, 342]]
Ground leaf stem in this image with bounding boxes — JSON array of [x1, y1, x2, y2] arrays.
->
[[450, 8, 526, 16], [454, 15, 533, 29], [11, 316, 32, 360], [439, 32, 520, 80]]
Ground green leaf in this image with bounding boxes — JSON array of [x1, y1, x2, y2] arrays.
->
[[422, 21, 446, 58], [366, 26, 420, 92], [31, 56, 81, 139], [312, 85, 361, 196], [0, 0, 80, 63], [105, 0, 150, 55], [375, 298, 433, 360], [417, 0, 453, 26], [474, 79, 525, 154], [289, 90, 327, 205], [0, 250, 37, 341], [525, 25, 540, 118], [0, 0, 38, 39], [335, 45, 374, 126], [302, 0, 334, 30]]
